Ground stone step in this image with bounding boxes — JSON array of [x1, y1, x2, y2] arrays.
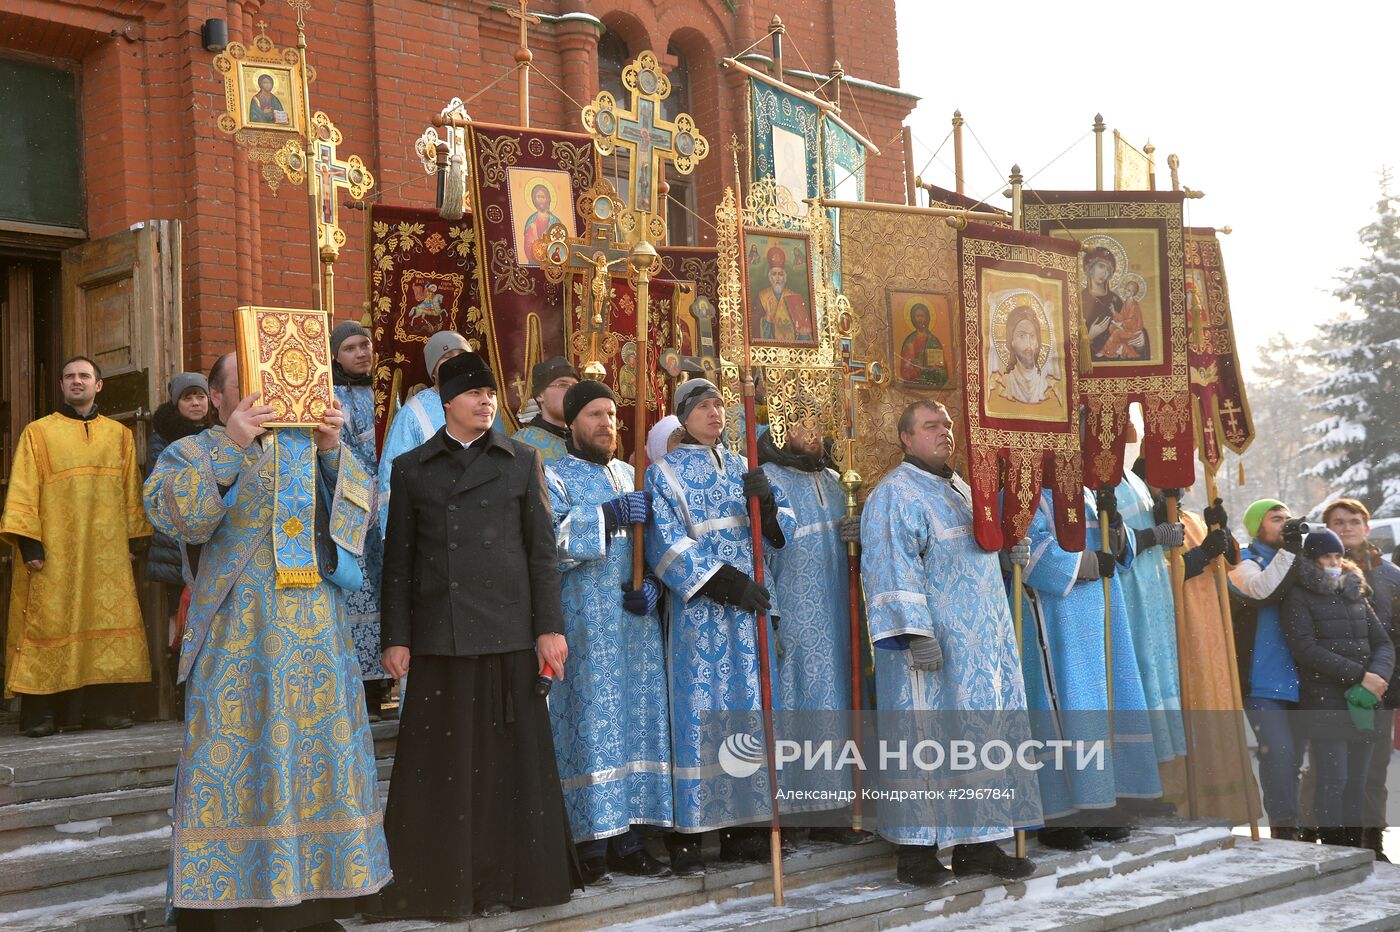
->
[[0, 827, 172, 914], [0, 721, 398, 805], [1182, 862, 1400, 932], [565, 822, 1241, 932], [0, 786, 173, 854]]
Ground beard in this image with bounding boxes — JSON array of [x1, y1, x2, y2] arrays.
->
[[1014, 346, 1039, 370], [577, 430, 615, 461]]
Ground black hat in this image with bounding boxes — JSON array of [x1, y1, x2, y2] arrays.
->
[[531, 355, 579, 397], [563, 379, 617, 425], [438, 351, 496, 403]]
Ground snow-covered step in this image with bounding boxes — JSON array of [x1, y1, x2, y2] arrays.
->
[[0, 786, 172, 854], [0, 721, 399, 805], [564, 823, 1238, 932], [0, 826, 171, 913], [0, 886, 165, 932], [1183, 862, 1400, 932], [886, 839, 1373, 932]]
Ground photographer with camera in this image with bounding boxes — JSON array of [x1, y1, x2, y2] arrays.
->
[[1229, 499, 1307, 840]]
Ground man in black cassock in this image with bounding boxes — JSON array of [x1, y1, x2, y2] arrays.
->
[[375, 350, 578, 919]]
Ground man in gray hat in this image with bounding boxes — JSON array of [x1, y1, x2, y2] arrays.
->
[[377, 330, 470, 530], [513, 355, 579, 463]]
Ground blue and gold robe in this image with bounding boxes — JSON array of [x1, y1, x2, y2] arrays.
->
[[1019, 488, 1163, 820], [861, 463, 1042, 846], [376, 387, 443, 532], [761, 462, 854, 812], [515, 420, 570, 464], [545, 453, 672, 842], [334, 383, 385, 681], [1115, 471, 1186, 763], [644, 443, 796, 832], [144, 428, 391, 911]]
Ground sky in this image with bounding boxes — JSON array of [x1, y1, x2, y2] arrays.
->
[[893, 0, 1400, 373]]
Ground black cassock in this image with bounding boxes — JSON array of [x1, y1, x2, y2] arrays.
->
[[373, 428, 579, 918]]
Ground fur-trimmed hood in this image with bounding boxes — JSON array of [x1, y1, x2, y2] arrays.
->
[[152, 400, 209, 443], [1297, 555, 1367, 602]]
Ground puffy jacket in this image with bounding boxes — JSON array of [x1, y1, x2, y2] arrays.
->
[[1281, 558, 1395, 733], [1352, 543, 1400, 708], [143, 402, 209, 586]]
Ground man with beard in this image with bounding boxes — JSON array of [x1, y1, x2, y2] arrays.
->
[[514, 355, 579, 463], [330, 320, 391, 718], [544, 380, 672, 885], [3, 356, 151, 736], [757, 410, 869, 843], [377, 351, 577, 918], [990, 305, 1062, 407], [645, 378, 796, 873]]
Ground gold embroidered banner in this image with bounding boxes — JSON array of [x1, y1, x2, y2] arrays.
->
[[958, 222, 1086, 551], [1023, 190, 1194, 489], [1185, 227, 1254, 472], [837, 203, 962, 495]]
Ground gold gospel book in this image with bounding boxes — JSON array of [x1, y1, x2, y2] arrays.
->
[[234, 306, 334, 427]]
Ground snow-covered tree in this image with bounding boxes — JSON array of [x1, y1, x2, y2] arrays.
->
[[1304, 173, 1400, 517]]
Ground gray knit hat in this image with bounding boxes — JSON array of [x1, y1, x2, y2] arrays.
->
[[330, 320, 370, 357], [424, 330, 471, 382], [673, 377, 722, 424], [167, 372, 208, 402]]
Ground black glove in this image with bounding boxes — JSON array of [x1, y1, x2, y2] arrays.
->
[[698, 563, 772, 614], [839, 515, 862, 545], [908, 635, 944, 672], [1282, 518, 1307, 554], [1151, 489, 1182, 526], [1077, 550, 1117, 581], [1135, 522, 1186, 552], [603, 490, 652, 532], [1200, 528, 1231, 560], [1095, 486, 1119, 524], [742, 467, 784, 545], [1204, 498, 1228, 531]]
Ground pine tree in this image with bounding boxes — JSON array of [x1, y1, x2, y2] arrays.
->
[[1304, 172, 1400, 516]]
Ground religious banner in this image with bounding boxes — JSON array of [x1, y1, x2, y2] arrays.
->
[[922, 182, 1010, 219], [750, 78, 822, 217], [1113, 131, 1152, 191], [716, 179, 843, 458], [836, 203, 961, 494], [957, 223, 1086, 552], [367, 203, 482, 447], [1023, 190, 1194, 489], [1185, 227, 1254, 472], [234, 305, 333, 427], [465, 121, 599, 426], [821, 113, 865, 286], [656, 246, 721, 377]]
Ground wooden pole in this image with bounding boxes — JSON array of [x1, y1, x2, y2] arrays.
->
[[1164, 491, 1199, 818], [1012, 559, 1027, 859], [840, 466, 864, 831], [628, 241, 656, 590], [952, 110, 966, 196], [1204, 466, 1261, 841], [295, 21, 323, 313], [1093, 113, 1106, 192], [733, 155, 784, 906], [1100, 498, 1115, 740], [770, 15, 785, 82], [811, 198, 1006, 224], [508, 0, 540, 128], [902, 126, 918, 207]]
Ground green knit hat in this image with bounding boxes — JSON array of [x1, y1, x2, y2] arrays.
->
[[1243, 498, 1287, 539]]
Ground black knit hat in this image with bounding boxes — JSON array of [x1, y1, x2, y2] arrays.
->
[[438, 351, 496, 403], [563, 380, 617, 425], [531, 355, 579, 397]]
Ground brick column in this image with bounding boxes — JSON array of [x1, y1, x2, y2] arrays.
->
[[556, 10, 601, 110]]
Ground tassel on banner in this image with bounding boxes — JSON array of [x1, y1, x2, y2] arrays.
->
[[441, 130, 467, 221]]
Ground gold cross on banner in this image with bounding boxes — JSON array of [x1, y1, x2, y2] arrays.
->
[[582, 50, 709, 246]]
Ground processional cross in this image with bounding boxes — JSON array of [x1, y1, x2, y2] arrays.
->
[[505, 0, 540, 126]]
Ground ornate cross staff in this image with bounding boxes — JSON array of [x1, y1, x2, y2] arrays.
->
[[579, 51, 709, 588], [505, 0, 540, 127], [834, 299, 886, 832]]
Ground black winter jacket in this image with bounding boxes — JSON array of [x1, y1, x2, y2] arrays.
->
[[1281, 559, 1395, 733], [144, 402, 209, 586]]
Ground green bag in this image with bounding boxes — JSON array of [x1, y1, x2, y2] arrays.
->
[[1345, 683, 1380, 732]]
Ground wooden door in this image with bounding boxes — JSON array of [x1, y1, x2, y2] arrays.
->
[[60, 220, 183, 718]]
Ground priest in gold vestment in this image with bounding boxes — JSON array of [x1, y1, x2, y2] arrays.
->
[[1, 356, 152, 737]]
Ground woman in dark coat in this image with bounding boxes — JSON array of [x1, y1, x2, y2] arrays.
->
[[1281, 529, 1395, 846], [144, 373, 212, 585]]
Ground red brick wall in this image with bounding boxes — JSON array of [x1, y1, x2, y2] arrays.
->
[[3, 0, 915, 371]]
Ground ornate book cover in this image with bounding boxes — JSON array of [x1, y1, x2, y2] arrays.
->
[[234, 305, 334, 428]]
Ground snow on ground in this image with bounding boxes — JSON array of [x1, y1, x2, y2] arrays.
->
[[0, 882, 165, 928]]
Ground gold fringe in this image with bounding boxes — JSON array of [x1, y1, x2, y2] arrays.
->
[[276, 566, 320, 589]]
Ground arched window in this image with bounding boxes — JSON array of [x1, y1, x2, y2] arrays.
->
[[597, 30, 628, 103]]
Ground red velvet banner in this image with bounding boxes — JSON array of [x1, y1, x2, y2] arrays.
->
[[465, 122, 599, 426], [1185, 227, 1254, 473], [1023, 190, 1194, 489], [958, 222, 1086, 552], [367, 203, 484, 448]]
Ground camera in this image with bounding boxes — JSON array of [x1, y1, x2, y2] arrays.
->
[[1283, 518, 1310, 537]]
